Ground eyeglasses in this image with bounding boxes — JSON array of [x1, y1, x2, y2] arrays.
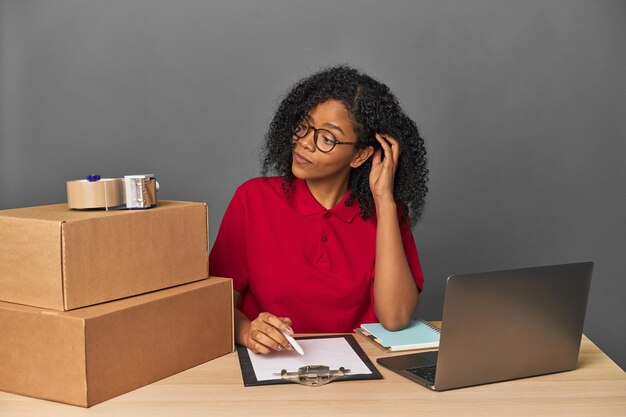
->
[[292, 121, 357, 153]]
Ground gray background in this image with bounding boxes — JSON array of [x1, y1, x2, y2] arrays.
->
[[1, 0, 624, 369]]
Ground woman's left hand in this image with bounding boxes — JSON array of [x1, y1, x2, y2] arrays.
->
[[369, 133, 400, 205]]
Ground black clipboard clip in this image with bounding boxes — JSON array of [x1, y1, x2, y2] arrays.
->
[[274, 365, 350, 387]]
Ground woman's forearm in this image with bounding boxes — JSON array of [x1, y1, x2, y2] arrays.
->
[[233, 291, 251, 346], [234, 307, 252, 346], [373, 199, 419, 330]]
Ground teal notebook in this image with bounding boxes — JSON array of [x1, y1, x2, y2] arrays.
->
[[357, 320, 440, 352]]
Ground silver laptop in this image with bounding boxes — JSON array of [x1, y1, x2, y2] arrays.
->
[[377, 262, 593, 391]]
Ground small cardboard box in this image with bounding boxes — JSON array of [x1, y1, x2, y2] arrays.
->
[[0, 200, 209, 310], [0, 277, 234, 407]]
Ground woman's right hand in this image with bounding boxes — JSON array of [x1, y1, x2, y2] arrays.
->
[[243, 312, 294, 354]]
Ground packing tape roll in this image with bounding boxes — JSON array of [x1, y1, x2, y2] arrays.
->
[[67, 178, 125, 209]]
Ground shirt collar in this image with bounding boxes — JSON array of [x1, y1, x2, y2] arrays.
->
[[292, 178, 359, 223]]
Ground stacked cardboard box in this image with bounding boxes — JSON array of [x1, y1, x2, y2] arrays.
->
[[0, 200, 233, 407]]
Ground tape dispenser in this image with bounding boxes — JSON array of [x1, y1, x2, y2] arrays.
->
[[66, 174, 159, 210]]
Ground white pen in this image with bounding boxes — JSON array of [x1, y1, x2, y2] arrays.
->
[[282, 331, 304, 355]]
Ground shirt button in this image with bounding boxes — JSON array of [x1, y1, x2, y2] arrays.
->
[[321, 235, 328, 243], [323, 212, 331, 219]]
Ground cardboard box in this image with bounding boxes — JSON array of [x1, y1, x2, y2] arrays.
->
[[0, 277, 234, 407], [0, 200, 209, 310]]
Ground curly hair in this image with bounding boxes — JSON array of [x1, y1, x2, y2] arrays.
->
[[261, 64, 428, 226]]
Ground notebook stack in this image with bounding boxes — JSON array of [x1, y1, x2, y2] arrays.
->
[[356, 319, 440, 352], [0, 201, 233, 407]]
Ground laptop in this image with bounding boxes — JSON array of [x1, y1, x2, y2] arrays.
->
[[377, 262, 593, 391]]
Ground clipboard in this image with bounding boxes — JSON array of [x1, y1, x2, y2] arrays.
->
[[237, 334, 383, 387]]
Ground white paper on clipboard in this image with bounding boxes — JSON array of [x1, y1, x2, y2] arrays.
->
[[247, 336, 373, 381]]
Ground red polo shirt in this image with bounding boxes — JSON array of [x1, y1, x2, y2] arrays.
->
[[209, 177, 423, 333]]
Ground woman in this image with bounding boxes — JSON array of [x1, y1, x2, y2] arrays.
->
[[209, 65, 428, 354]]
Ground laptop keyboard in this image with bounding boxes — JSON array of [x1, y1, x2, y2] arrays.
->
[[406, 365, 437, 385]]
